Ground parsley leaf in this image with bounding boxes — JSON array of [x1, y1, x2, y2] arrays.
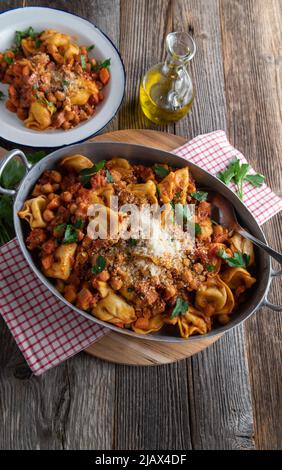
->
[[0, 91, 5, 100], [245, 173, 265, 187], [217, 157, 265, 200], [74, 218, 84, 229], [26, 150, 46, 164], [92, 58, 111, 71], [154, 164, 169, 178], [92, 255, 106, 275], [128, 238, 137, 246], [170, 298, 189, 319], [106, 169, 114, 183], [191, 191, 208, 201], [87, 44, 95, 52], [63, 225, 78, 244], [174, 191, 182, 199], [35, 39, 42, 48], [79, 160, 106, 185], [15, 27, 38, 48], [0, 158, 25, 189], [206, 264, 215, 272], [4, 56, 14, 64], [217, 250, 250, 268], [194, 223, 201, 235], [80, 54, 87, 70]]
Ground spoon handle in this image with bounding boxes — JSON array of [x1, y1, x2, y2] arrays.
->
[[238, 229, 282, 265]]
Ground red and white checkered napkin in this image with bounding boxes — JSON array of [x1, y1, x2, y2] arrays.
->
[[0, 130, 281, 375]]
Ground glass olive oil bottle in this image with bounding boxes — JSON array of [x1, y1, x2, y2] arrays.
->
[[140, 32, 196, 125]]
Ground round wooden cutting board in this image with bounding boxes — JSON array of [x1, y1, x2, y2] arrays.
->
[[85, 129, 221, 365]]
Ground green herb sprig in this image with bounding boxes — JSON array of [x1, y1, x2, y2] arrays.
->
[[170, 298, 189, 319], [154, 164, 169, 179], [217, 249, 250, 268], [191, 191, 208, 202], [92, 255, 106, 275], [79, 160, 106, 185], [91, 58, 111, 72], [0, 150, 46, 246], [218, 158, 265, 200]]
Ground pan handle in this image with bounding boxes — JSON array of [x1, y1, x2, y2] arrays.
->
[[0, 149, 32, 196], [263, 268, 282, 312]]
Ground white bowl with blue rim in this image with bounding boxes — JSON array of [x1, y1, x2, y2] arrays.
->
[[0, 7, 125, 147]]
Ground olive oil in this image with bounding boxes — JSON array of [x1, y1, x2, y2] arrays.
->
[[140, 32, 196, 125]]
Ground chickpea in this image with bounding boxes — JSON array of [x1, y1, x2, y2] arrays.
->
[[43, 209, 55, 222], [110, 277, 123, 290], [47, 192, 56, 201], [65, 110, 75, 121], [46, 92, 57, 103], [41, 183, 53, 194], [50, 170, 62, 183], [97, 270, 110, 282], [69, 203, 78, 214], [55, 90, 66, 101], [47, 196, 60, 210], [62, 191, 72, 203]]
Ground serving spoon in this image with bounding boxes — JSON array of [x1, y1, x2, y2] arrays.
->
[[208, 192, 282, 265]]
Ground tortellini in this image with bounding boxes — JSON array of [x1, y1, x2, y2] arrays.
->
[[127, 180, 158, 204], [195, 275, 235, 315], [60, 155, 93, 173], [177, 307, 212, 338], [222, 267, 256, 295], [132, 314, 164, 334], [43, 243, 77, 280], [18, 195, 47, 228], [69, 79, 99, 106], [92, 288, 136, 326], [158, 167, 189, 203], [25, 101, 56, 130]]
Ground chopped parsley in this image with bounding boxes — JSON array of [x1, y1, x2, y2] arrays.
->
[[35, 39, 42, 49], [194, 223, 201, 235], [79, 160, 106, 185], [63, 225, 78, 244], [4, 56, 14, 64], [74, 218, 84, 229], [15, 27, 38, 48], [87, 44, 95, 52], [0, 91, 5, 100], [92, 255, 106, 275], [80, 54, 87, 70], [191, 191, 208, 202], [206, 264, 215, 272], [128, 238, 137, 246], [154, 164, 169, 178], [106, 169, 114, 183], [217, 249, 250, 268], [92, 58, 111, 71], [62, 80, 70, 87], [170, 298, 189, 319]]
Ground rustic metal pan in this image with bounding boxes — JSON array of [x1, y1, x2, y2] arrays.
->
[[0, 142, 281, 342]]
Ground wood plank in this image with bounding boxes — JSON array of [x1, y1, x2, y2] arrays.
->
[[0, 0, 119, 451], [220, 0, 282, 449], [174, 0, 254, 450], [114, 0, 255, 450], [118, 0, 175, 134]]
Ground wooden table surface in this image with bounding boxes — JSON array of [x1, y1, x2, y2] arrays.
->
[[0, 0, 281, 450]]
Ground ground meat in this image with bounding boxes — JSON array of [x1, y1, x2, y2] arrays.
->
[[26, 228, 46, 250]]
